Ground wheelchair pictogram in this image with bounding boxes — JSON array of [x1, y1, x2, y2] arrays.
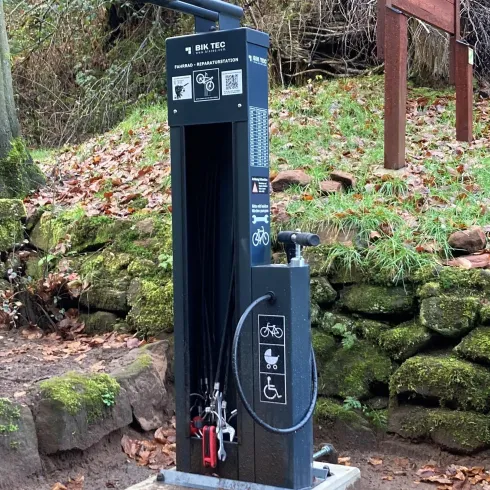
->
[[263, 376, 282, 401]]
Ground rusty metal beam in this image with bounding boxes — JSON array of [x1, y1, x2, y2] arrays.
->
[[455, 41, 473, 143], [384, 7, 408, 169]]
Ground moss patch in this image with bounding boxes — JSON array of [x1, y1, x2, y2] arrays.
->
[[0, 138, 45, 199], [321, 340, 393, 400], [390, 354, 490, 412], [321, 312, 357, 334], [0, 199, 26, 221], [315, 398, 367, 427], [0, 219, 24, 251], [0, 399, 20, 435], [378, 320, 433, 361], [312, 330, 337, 366], [420, 296, 479, 338], [30, 210, 129, 253], [127, 278, 174, 336], [342, 284, 415, 316], [310, 301, 323, 326], [310, 277, 337, 306], [39, 372, 120, 421], [390, 406, 490, 454], [455, 327, 490, 365]]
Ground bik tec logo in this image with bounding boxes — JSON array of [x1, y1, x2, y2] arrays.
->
[[186, 41, 226, 55]]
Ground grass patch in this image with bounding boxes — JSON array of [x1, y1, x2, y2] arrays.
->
[[30, 75, 490, 283]]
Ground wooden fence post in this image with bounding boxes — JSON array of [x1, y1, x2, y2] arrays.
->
[[377, 0, 386, 60], [455, 41, 473, 143], [450, 0, 461, 85], [384, 7, 408, 170]]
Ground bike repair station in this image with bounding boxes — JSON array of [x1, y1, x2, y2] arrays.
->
[[141, 1, 361, 490]]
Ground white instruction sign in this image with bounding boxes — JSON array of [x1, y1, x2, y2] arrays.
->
[[172, 75, 192, 101]]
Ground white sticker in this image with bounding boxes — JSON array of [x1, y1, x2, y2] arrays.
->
[[469, 48, 474, 66], [172, 76, 192, 101], [222, 69, 243, 96]]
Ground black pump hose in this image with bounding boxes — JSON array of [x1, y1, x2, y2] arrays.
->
[[231, 294, 318, 434]]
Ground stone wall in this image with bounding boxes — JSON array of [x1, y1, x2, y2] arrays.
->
[[312, 266, 490, 454]]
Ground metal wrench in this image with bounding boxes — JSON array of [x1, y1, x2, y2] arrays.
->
[[216, 393, 227, 461]]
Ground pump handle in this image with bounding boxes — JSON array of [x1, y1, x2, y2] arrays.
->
[[277, 231, 320, 248]]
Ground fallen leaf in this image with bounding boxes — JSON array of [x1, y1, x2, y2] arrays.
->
[[14, 391, 26, 399], [90, 360, 106, 373], [51, 484, 68, 490], [338, 456, 351, 466], [21, 326, 43, 340], [369, 457, 383, 466], [381, 476, 393, 481], [154, 427, 167, 444]]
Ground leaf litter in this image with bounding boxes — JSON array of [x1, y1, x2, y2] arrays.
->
[[121, 418, 177, 471]]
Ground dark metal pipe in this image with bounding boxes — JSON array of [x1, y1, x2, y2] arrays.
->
[[144, 0, 219, 21], [184, 0, 243, 18]]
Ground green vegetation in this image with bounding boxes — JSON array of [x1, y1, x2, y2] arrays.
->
[[0, 399, 20, 435], [395, 407, 490, 454], [320, 340, 393, 400], [455, 327, 490, 364], [31, 75, 490, 282], [391, 354, 490, 412], [378, 321, 432, 361], [40, 372, 120, 421]]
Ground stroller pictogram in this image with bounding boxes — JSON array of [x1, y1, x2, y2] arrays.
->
[[264, 349, 279, 370]]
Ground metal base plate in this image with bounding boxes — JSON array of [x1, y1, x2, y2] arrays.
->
[[125, 463, 361, 490]]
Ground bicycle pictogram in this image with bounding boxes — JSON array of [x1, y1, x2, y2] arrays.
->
[[260, 322, 284, 339], [196, 72, 215, 92], [252, 226, 270, 247]]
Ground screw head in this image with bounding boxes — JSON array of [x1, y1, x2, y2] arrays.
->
[[238, 104, 242, 108], [173, 109, 178, 114]]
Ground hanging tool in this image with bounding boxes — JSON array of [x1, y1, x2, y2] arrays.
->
[[202, 426, 218, 468]]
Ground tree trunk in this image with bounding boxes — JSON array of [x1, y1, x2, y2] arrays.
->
[[0, 0, 20, 159], [0, 0, 44, 199]]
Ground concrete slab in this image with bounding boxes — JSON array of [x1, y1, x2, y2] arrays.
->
[[125, 464, 361, 490]]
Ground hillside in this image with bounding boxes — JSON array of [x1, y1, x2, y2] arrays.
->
[[29, 75, 490, 283]]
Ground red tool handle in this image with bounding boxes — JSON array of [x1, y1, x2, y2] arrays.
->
[[202, 426, 217, 468]]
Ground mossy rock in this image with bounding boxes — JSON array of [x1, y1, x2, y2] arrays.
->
[[0, 139, 45, 199], [312, 330, 337, 367], [320, 340, 393, 400], [315, 398, 368, 428], [354, 318, 392, 344], [321, 312, 357, 334], [80, 311, 119, 334], [30, 211, 130, 253], [378, 320, 433, 361], [0, 219, 24, 251], [111, 214, 173, 261], [455, 327, 490, 365], [35, 372, 132, 454], [127, 278, 174, 336], [390, 354, 490, 412], [0, 400, 42, 483], [310, 302, 323, 326], [79, 250, 134, 313], [389, 406, 490, 454], [0, 199, 26, 221], [481, 305, 490, 325], [39, 372, 121, 420], [342, 284, 415, 316], [417, 282, 441, 300], [420, 296, 479, 338], [310, 277, 337, 306], [320, 311, 390, 344]]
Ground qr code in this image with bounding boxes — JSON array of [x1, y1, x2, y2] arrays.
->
[[226, 74, 239, 91], [222, 70, 243, 96]]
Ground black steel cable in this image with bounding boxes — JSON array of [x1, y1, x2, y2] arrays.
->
[[232, 294, 318, 434]]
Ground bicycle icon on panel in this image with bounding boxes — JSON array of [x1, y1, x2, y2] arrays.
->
[[260, 322, 284, 340], [196, 72, 215, 92], [263, 376, 283, 401], [252, 226, 270, 247]]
